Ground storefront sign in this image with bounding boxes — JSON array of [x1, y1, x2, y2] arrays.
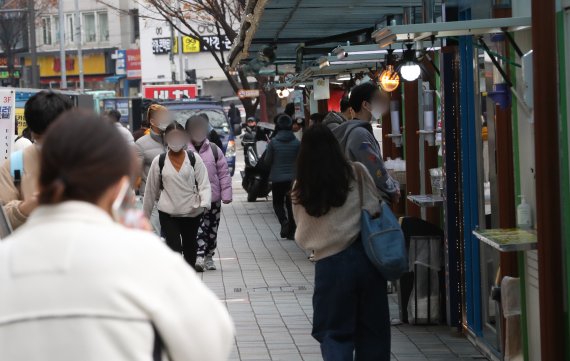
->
[[27, 54, 107, 77], [313, 78, 330, 100], [201, 35, 232, 52], [237, 89, 260, 99], [152, 37, 172, 55], [0, 71, 20, 79], [0, 58, 20, 67], [115, 50, 127, 76], [143, 84, 197, 100], [15, 108, 25, 136], [53, 58, 75, 73], [0, 89, 15, 161], [126, 49, 141, 79], [173, 36, 201, 54], [153, 35, 231, 55]]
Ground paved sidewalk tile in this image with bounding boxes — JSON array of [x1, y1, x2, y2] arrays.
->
[[198, 159, 487, 361]]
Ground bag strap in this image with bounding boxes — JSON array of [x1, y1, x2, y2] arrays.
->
[[354, 163, 364, 209], [10, 150, 24, 186], [210, 143, 219, 161], [158, 153, 167, 190]]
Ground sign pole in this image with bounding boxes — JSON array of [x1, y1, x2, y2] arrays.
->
[[27, 0, 38, 88]]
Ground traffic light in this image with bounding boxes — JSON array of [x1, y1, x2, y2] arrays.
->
[[185, 69, 197, 84]]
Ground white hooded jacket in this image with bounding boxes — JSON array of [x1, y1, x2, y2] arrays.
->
[[0, 201, 234, 361]]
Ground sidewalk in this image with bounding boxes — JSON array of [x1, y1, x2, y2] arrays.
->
[[198, 170, 487, 361]]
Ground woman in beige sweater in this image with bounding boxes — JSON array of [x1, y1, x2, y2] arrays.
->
[[292, 124, 390, 361]]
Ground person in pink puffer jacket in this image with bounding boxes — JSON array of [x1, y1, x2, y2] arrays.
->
[[186, 115, 233, 272]]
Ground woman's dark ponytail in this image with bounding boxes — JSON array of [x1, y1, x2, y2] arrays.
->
[[39, 110, 134, 205]]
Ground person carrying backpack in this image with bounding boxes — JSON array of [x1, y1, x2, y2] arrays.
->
[[143, 123, 211, 267], [0, 91, 73, 230], [186, 115, 233, 272]]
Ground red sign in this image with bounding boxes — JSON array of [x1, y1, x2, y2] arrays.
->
[[126, 49, 141, 79], [53, 58, 75, 72], [0, 57, 20, 67], [143, 84, 198, 100]]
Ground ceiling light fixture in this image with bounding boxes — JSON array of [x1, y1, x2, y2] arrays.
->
[[397, 43, 422, 82]]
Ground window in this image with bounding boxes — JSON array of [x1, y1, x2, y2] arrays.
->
[[130, 9, 140, 43], [66, 14, 74, 43], [97, 12, 109, 42], [53, 16, 60, 44], [42, 17, 52, 45], [83, 13, 96, 42]]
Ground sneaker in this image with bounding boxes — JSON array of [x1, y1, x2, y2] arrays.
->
[[205, 256, 217, 271], [195, 257, 205, 272]]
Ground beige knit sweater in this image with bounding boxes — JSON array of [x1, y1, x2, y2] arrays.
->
[[293, 162, 380, 261]]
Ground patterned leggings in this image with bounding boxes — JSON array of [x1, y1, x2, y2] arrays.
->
[[197, 201, 222, 258]]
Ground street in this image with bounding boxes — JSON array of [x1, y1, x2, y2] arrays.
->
[[198, 152, 487, 361]]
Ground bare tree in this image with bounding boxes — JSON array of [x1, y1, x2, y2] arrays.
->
[[0, 0, 55, 86], [140, 0, 264, 117]]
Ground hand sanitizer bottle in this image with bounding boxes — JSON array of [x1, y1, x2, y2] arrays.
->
[[517, 196, 532, 229]]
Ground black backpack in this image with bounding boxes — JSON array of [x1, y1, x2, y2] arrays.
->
[[158, 151, 196, 190]]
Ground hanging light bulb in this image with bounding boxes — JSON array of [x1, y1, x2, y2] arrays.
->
[[397, 43, 422, 82], [379, 65, 400, 92], [281, 88, 290, 97], [400, 62, 421, 81]]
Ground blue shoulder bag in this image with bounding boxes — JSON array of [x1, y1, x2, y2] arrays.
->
[[355, 165, 408, 281]]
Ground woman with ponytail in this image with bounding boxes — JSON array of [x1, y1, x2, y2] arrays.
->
[[0, 111, 234, 361]]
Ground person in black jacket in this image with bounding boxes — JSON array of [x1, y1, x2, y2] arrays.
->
[[263, 114, 301, 240]]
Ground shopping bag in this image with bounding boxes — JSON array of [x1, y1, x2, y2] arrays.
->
[[356, 165, 408, 281]]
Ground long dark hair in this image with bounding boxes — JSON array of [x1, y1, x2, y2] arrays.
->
[[292, 124, 354, 217], [39, 110, 134, 205]]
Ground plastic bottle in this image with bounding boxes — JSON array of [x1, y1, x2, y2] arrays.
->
[[517, 196, 532, 229]]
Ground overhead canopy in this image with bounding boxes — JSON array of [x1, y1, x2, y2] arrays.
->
[[230, 0, 440, 68]]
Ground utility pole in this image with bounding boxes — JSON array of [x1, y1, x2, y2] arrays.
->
[[27, 0, 38, 88], [177, 1, 184, 84], [178, 22, 184, 84], [74, 0, 83, 91], [57, 0, 66, 88], [169, 22, 176, 83]]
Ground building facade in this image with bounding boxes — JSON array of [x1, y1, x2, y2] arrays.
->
[[137, 4, 235, 100], [27, 0, 140, 93]]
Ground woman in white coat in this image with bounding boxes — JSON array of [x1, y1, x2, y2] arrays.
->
[[0, 111, 234, 361]]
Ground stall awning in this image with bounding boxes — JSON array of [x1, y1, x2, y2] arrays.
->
[[229, 0, 439, 68], [105, 75, 126, 83]]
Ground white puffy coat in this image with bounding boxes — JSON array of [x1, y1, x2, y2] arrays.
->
[[0, 201, 234, 361]]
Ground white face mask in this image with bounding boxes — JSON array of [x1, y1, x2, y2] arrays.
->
[[370, 103, 385, 121], [168, 142, 187, 152], [153, 118, 172, 132]]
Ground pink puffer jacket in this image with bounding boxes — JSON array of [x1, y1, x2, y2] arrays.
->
[[189, 140, 232, 203]]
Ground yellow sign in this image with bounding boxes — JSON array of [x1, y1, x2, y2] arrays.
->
[[25, 53, 107, 77], [182, 37, 201, 53], [173, 36, 201, 54], [15, 108, 25, 135]]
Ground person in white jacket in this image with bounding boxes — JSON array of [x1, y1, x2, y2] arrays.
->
[[0, 111, 234, 361], [143, 122, 211, 268]]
